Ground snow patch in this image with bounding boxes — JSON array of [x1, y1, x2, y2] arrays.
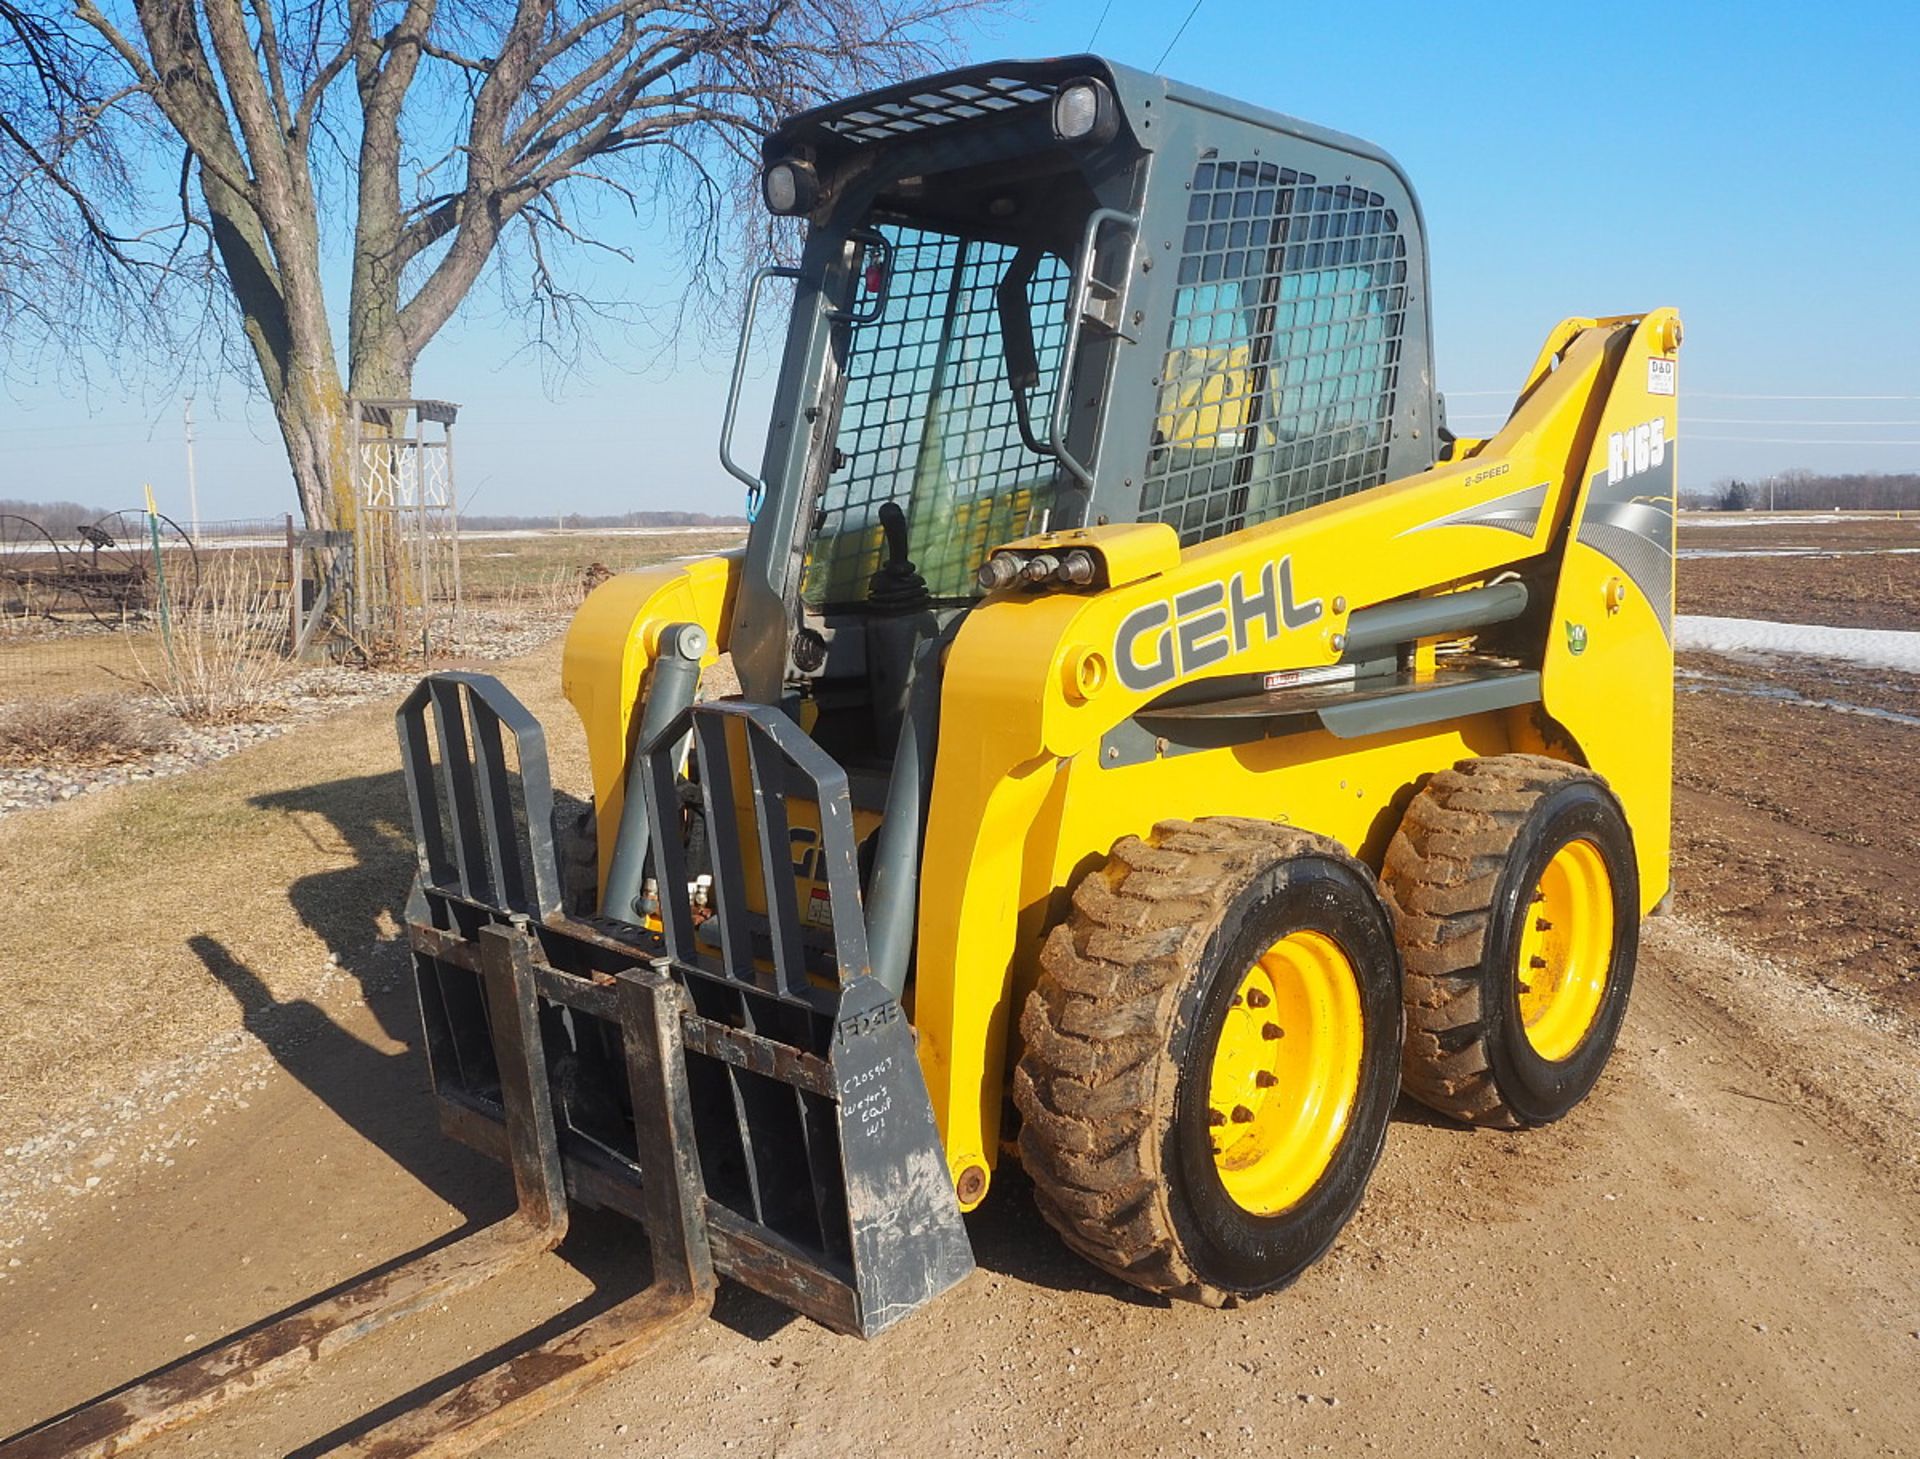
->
[[1677, 669, 1920, 728], [1676, 616, 1920, 673]]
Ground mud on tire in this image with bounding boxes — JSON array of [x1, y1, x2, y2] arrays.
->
[[1012, 817, 1403, 1307], [1382, 753, 1639, 1128]]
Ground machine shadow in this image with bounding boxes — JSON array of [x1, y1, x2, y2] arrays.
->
[[220, 770, 803, 1345], [962, 1163, 1169, 1308], [1388, 1091, 1474, 1131], [215, 770, 1201, 1327], [174, 769, 517, 1222], [188, 933, 509, 1224]]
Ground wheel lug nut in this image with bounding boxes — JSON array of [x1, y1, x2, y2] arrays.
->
[[1254, 1070, 1278, 1088], [1208, 1108, 1225, 1127], [1244, 987, 1271, 1008], [1530, 955, 1549, 970], [1517, 980, 1532, 995], [1261, 1022, 1284, 1040], [1535, 918, 1553, 932], [1231, 1105, 1254, 1123]]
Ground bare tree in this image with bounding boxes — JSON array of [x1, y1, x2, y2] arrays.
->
[[1, 4, 172, 353], [4, 0, 979, 528]]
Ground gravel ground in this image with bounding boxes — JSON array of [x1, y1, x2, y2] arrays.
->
[[0, 608, 571, 817]]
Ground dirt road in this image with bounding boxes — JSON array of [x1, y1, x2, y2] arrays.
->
[[3, 529, 1918, 1455], [2, 903, 1913, 1458]]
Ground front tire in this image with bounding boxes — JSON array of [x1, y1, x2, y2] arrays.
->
[[1382, 754, 1639, 1128], [1013, 818, 1403, 1306]]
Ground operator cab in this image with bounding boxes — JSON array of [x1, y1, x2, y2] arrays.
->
[[721, 59, 1439, 763]]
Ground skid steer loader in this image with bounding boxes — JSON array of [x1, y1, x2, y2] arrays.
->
[[7, 54, 1678, 1459]]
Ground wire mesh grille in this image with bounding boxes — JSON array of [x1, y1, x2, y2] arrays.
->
[[819, 76, 1057, 144], [1141, 159, 1409, 546], [804, 227, 1069, 606]]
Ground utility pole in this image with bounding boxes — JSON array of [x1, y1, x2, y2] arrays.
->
[[183, 397, 202, 539]]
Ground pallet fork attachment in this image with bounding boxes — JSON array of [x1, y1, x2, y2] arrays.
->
[[2, 668, 971, 1457], [393, 671, 973, 1341]]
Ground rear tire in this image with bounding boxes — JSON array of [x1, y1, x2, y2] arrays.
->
[[1382, 754, 1638, 1128], [1013, 818, 1403, 1307]]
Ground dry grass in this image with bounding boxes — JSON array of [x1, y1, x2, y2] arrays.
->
[[494, 564, 595, 617], [457, 528, 744, 602], [0, 693, 176, 766], [0, 632, 591, 1190], [126, 556, 291, 725]]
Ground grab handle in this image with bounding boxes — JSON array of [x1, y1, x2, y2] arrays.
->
[[1049, 207, 1140, 489], [719, 265, 802, 521]]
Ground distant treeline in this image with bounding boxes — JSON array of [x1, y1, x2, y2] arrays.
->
[[0, 498, 117, 534], [461, 510, 747, 530], [1683, 471, 1920, 512]]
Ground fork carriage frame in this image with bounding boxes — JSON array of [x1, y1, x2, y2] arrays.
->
[[400, 672, 975, 1340]]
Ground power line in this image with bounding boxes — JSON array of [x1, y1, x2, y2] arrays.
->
[[1155, 0, 1206, 70], [1086, 0, 1116, 50], [1687, 393, 1920, 402], [1447, 390, 1920, 402], [1448, 412, 1920, 427], [1686, 436, 1920, 446], [1683, 417, 1920, 427]]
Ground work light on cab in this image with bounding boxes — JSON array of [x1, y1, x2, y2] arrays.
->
[[762, 157, 818, 214], [1051, 78, 1118, 144]]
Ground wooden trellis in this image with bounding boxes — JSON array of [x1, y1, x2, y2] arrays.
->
[[349, 397, 463, 658]]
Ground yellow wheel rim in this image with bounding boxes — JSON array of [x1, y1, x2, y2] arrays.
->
[[1205, 929, 1364, 1216], [1515, 839, 1614, 1062]]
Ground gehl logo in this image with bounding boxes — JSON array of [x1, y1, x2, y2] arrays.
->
[[1115, 557, 1323, 692], [1607, 419, 1668, 486]]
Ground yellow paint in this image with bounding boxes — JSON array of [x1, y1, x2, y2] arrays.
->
[[554, 312, 1679, 1212], [1155, 341, 1258, 444], [1207, 930, 1363, 1215], [1539, 308, 1680, 916], [1516, 838, 1614, 1062], [561, 551, 742, 884], [913, 312, 1679, 1203]]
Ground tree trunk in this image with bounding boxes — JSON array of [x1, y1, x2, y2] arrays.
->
[[270, 363, 352, 531], [206, 231, 422, 539], [201, 168, 362, 534]]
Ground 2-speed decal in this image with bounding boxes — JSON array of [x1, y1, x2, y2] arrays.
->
[[1399, 480, 1552, 540]]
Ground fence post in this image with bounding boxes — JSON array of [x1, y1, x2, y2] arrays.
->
[[143, 485, 177, 676], [285, 514, 300, 657]]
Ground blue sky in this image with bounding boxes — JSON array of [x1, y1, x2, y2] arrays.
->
[[4, 0, 1917, 522]]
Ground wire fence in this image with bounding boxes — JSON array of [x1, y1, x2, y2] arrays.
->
[[1, 510, 745, 708], [0, 514, 298, 707]]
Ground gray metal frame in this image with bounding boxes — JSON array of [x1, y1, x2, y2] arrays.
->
[[1082, 65, 1439, 536], [727, 55, 1439, 703], [393, 673, 973, 1340]]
